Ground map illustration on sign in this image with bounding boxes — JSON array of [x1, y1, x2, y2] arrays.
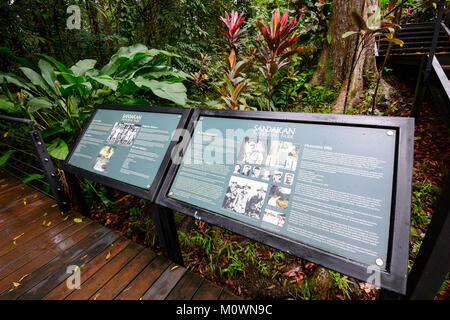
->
[[167, 116, 397, 269]]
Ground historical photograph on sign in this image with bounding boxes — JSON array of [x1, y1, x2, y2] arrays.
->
[[237, 136, 267, 165], [106, 122, 141, 146], [272, 170, 283, 183], [222, 176, 268, 219], [284, 172, 295, 185], [261, 169, 271, 181], [265, 141, 300, 171], [93, 145, 116, 172], [267, 185, 291, 210], [233, 164, 241, 174], [251, 166, 261, 179], [263, 208, 286, 227], [241, 164, 251, 176]]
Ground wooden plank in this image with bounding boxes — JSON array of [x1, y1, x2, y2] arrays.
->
[[166, 271, 204, 300], [91, 249, 156, 300], [115, 255, 171, 300], [0, 224, 113, 299], [0, 221, 97, 294], [42, 237, 130, 300], [141, 263, 186, 300], [0, 204, 71, 257], [65, 242, 143, 300], [0, 195, 55, 233], [192, 280, 223, 300], [13, 228, 120, 300], [25, 236, 129, 301], [0, 212, 87, 280], [0, 185, 46, 213]]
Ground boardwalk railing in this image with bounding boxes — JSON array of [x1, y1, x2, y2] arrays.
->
[[0, 114, 69, 212]]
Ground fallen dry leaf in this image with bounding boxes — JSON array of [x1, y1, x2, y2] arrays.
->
[[170, 265, 179, 271], [18, 274, 30, 282], [46, 221, 52, 227], [12, 282, 20, 288], [13, 233, 25, 241], [106, 252, 111, 260], [51, 204, 58, 208]]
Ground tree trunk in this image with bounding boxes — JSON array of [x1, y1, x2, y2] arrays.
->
[[311, 0, 378, 112]]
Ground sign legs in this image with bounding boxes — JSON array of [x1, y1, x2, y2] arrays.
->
[[151, 203, 184, 266]]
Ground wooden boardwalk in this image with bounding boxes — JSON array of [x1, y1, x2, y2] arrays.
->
[[0, 171, 239, 300]]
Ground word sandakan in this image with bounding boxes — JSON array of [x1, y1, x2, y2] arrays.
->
[[168, 116, 397, 268]]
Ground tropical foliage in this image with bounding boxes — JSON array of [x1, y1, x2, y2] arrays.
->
[[0, 44, 190, 159]]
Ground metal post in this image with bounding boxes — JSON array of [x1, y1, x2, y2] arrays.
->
[[151, 203, 184, 266], [65, 171, 90, 217], [406, 172, 450, 299], [28, 129, 70, 213]]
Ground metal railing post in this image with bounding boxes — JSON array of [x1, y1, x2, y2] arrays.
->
[[28, 129, 70, 212]]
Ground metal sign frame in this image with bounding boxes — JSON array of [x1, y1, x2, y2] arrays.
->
[[62, 104, 192, 202], [156, 108, 415, 294]]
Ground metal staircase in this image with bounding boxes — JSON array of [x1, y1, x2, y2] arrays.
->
[[376, 0, 450, 126]]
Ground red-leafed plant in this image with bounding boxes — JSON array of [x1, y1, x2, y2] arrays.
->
[[255, 9, 305, 110], [216, 11, 251, 110], [219, 10, 246, 52]]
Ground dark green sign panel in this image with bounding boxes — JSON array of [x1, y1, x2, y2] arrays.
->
[[168, 116, 397, 268], [67, 108, 183, 190]]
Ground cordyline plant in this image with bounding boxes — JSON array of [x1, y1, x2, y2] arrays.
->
[[216, 11, 251, 110], [215, 49, 251, 110], [255, 9, 305, 111], [219, 10, 246, 53]]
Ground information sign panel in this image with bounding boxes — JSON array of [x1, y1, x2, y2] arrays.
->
[[63, 104, 191, 201], [156, 109, 414, 294]]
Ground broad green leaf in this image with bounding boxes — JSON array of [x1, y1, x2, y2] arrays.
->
[[119, 79, 140, 95], [133, 77, 187, 105], [47, 138, 69, 160], [0, 72, 36, 91], [22, 173, 45, 184], [101, 44, 148, 75], [89, 75, 118, 91], [131, 65, 190, 80], [0, 99, 18, 113], [20, 67, 49, 91], [40, 54, 72, 73], [70, 59, 97, 76], [27, 97, 54, 113], [38, 59, 58, 95], [0, 150, 16, 166]]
